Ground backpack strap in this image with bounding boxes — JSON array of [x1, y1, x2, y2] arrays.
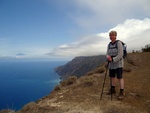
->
[[109, 40, 127, 58], [116, 40, 126, 48], [116, 40, 120, 49], [109, 40, 118, 49]]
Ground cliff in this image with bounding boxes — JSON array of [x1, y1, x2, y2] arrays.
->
[[1, 52, 150, 113], [55, 55, 106, 79]]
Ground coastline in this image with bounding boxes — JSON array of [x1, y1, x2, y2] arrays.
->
[[0, 61, 65, 110]]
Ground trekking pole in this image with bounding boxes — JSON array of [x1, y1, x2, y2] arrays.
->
[[110, 77, 112, 101], [100, 61, 109, 100]]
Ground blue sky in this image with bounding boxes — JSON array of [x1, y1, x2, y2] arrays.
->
[[0, 0, 150, 61]]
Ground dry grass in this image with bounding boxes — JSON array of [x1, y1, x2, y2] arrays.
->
[[0, 109, 15, 113], [66, 76, 77, 85], [53, 85, 61, 91], [80, 76, 95, 87], [60, 76, 77, 86], [86, 71, 94, 76], [94, 66, 105, 74]]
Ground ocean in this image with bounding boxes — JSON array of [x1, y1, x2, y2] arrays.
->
[[0, 61, 66, 110]]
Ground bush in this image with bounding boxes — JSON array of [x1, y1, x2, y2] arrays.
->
[[54, 85, 61, 91], [84, 80, 93, 86], [60, 76, 77, 86], [94, 67, 105, 73], [142, 44, 150, 52], [66, 76, 77, 85], [60, 80, 67, 86], [86, 71, 94, 76], [81, 77, 95, 87]]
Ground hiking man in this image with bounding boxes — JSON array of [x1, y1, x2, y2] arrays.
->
[[106, 30, 125, 100]]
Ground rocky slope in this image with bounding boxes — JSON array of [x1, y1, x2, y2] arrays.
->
[[1, 52, 150, 113], [55, 55, 106, 79]]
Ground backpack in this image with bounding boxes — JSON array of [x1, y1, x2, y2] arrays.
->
[[109, 40, 127, 58]]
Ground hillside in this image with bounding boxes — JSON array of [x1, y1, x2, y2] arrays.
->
[[55, 55, 106, 79], [1, 52, 150, 113]]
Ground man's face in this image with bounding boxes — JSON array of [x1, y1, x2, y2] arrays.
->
[[109, 34, 116, 41]]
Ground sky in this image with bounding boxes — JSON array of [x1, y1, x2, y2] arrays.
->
[[0, 0, 150, 61]]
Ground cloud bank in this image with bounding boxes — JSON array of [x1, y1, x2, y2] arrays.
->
[[48, 18, 150, 58], [70, 0, 150, 31]]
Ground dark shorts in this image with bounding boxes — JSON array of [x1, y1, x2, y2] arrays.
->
[[109, 68, 123, 79]]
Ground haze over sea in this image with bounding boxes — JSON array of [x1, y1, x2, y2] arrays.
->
[[0, 61, 66, 110]]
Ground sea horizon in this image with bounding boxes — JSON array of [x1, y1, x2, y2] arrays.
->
[[0, 60, 67, 111]]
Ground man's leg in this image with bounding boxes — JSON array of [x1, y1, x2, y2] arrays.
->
[[111, 77, 116, 94], [107, 69, 116, 94], [111, 69, 117, 92], [111, 77, 116, 87], [107, 77, 116, 94], [119, 78, 124, 89], [116, 68, 125, 100]]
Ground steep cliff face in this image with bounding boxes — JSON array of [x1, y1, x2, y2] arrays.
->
[[55, 55, 106, 79]]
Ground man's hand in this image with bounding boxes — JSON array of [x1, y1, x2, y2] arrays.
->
[[107, 55, 112, 62]]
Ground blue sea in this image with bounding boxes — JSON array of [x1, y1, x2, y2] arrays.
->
[[0, 61, 66, 111]]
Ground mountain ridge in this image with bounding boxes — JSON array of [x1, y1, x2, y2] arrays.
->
[[55, 55, 106, 79]]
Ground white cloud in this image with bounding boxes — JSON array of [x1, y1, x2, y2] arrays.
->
[[107, 18, 150, 51], [70, 0, 150, 31], [48, 18, 150, 58], [1, 0, 150, 61]]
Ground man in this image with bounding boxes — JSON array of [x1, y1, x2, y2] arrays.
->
[[106, 30, 125, 100]]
